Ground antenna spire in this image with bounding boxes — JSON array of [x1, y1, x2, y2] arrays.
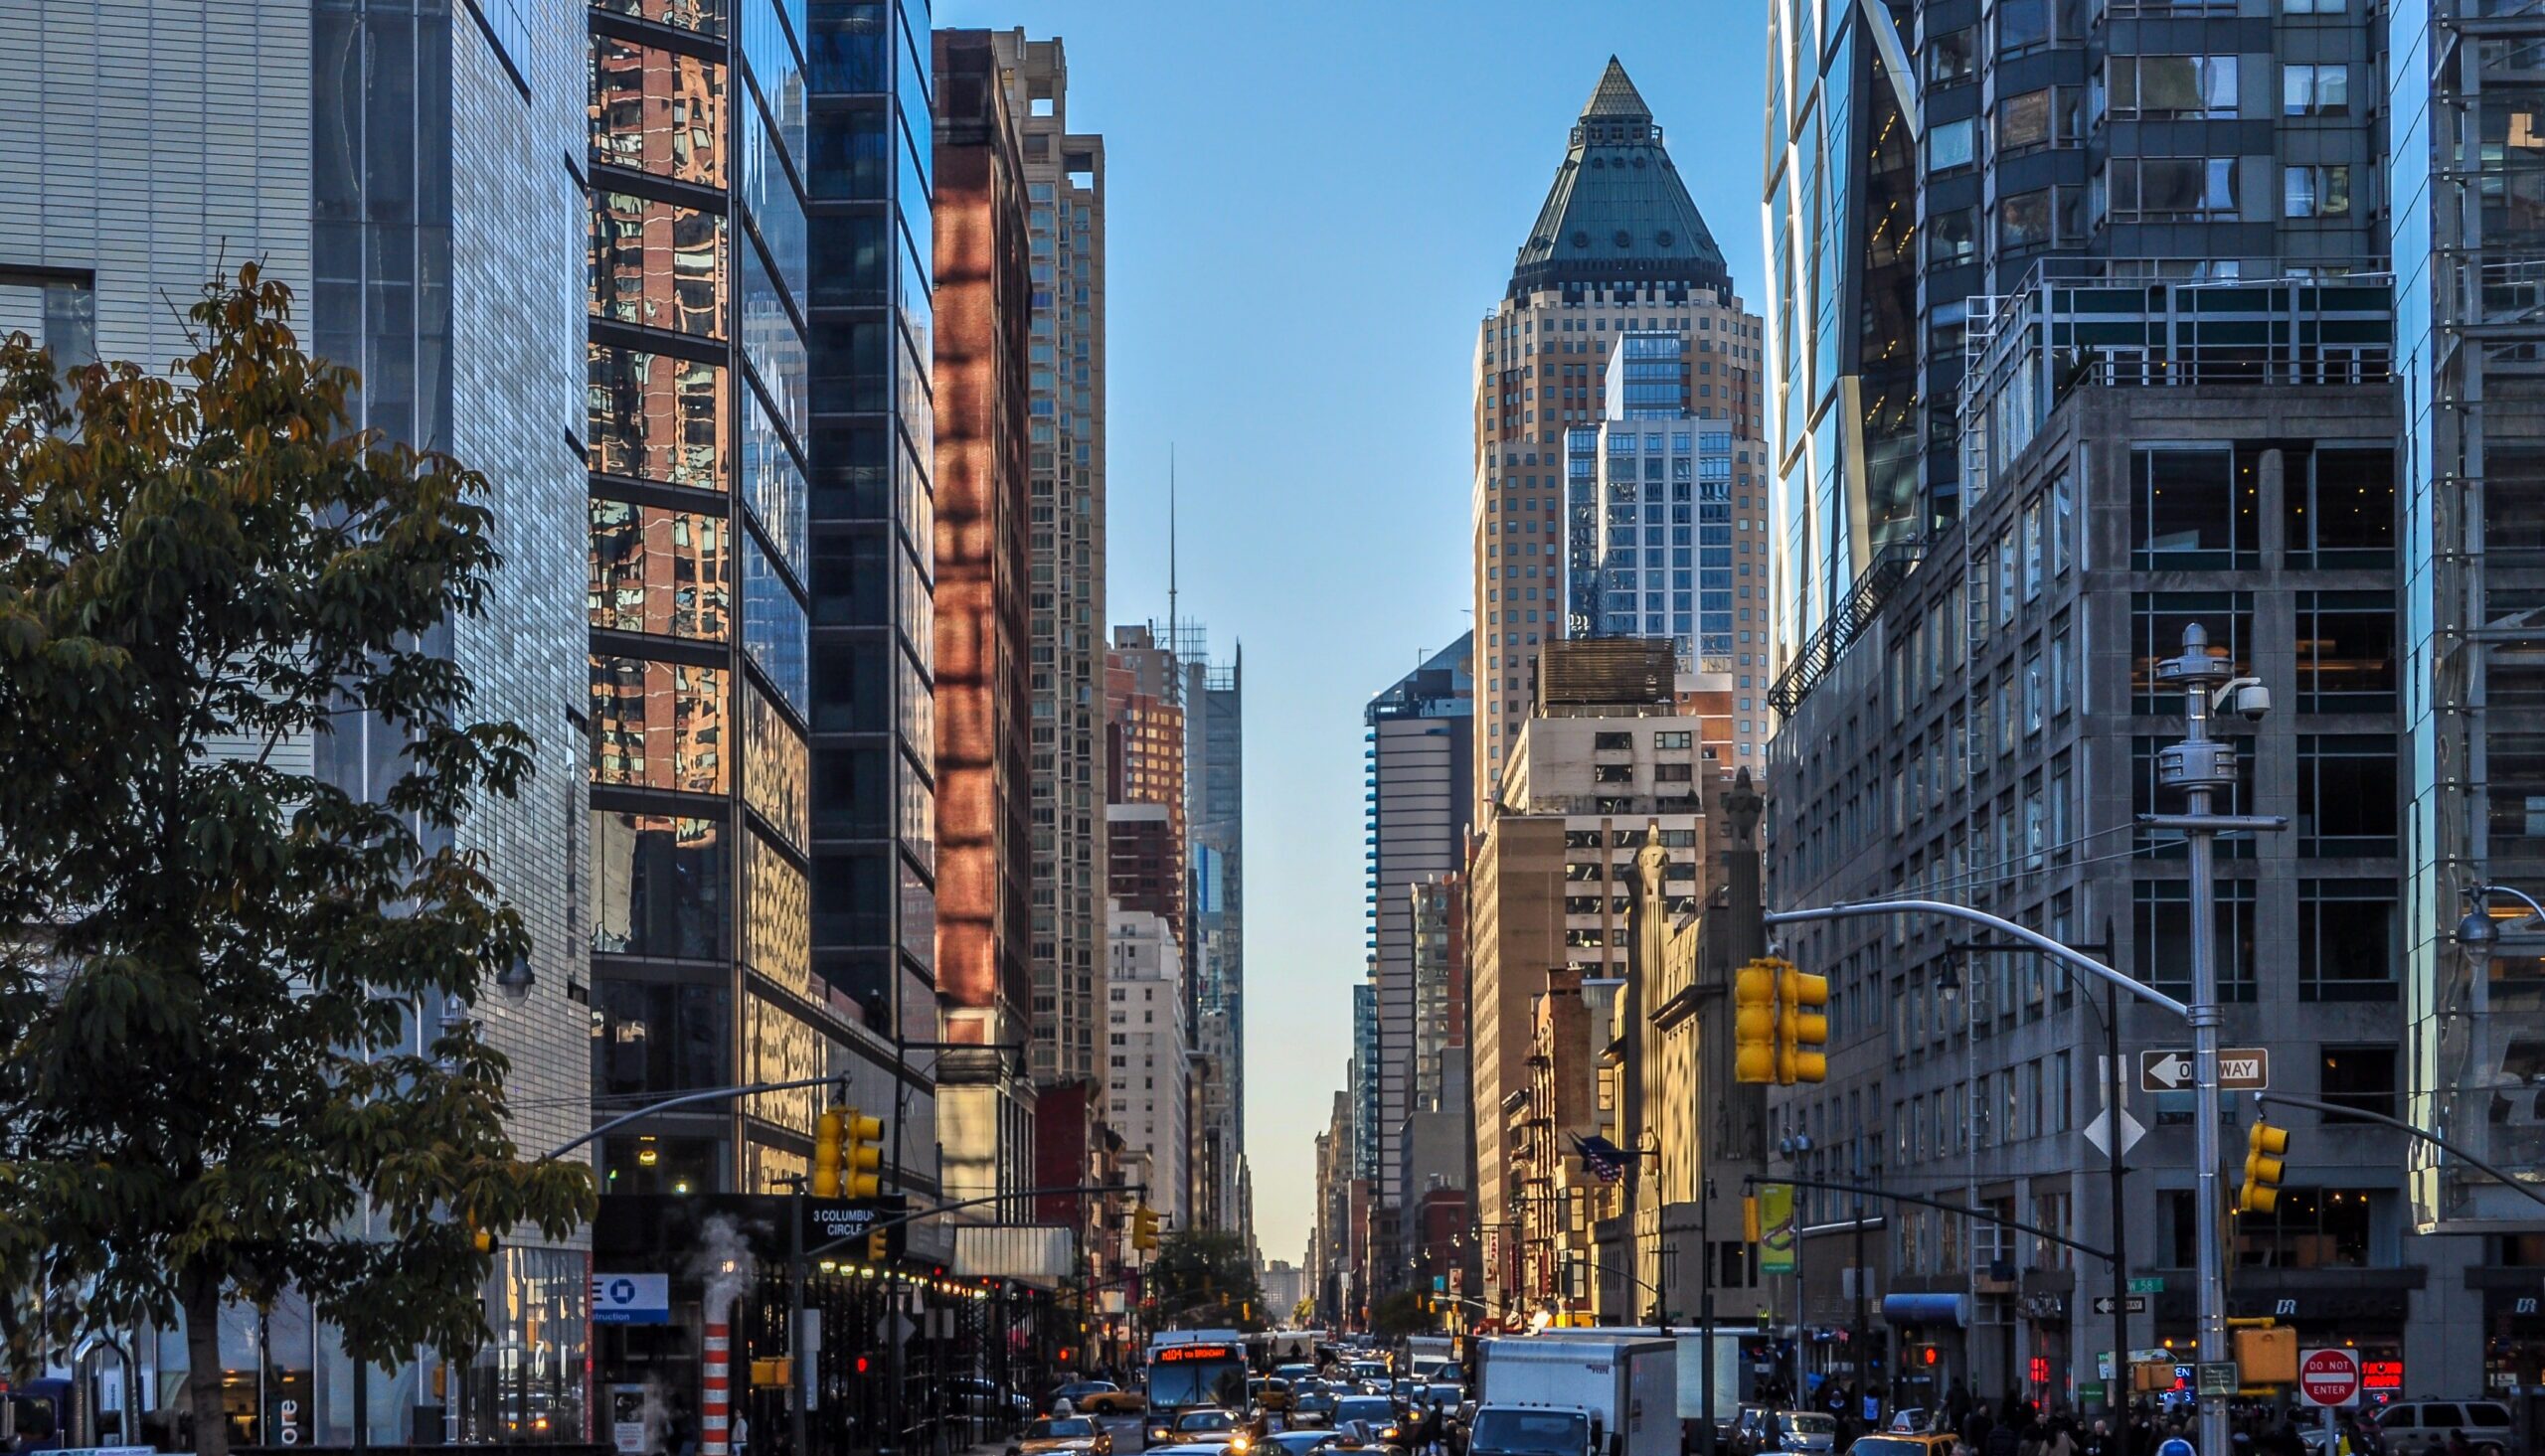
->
[[1168, 444, 1179, 642]]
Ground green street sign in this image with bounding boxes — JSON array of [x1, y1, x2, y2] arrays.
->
[[2128, 1276, 2166, 1294]]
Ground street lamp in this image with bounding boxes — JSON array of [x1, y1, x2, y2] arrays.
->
[[494, 954, 536, 1003], [2458, 883, 2545, 955]]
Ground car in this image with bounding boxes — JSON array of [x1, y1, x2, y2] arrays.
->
[[1261, 1435, 1341, 1456], [1055, 1380, 1142, 1416], [2373, 1400, 2516, 1456], [1292, 1391, 1340, 1429], [1148, 1408, 1247, 1449], [1150, 1445, 1243, 1456], [1732, 1407, 1775, 1456], [1009, 1415, 1115, 1456], [1330, 1396, 1407, 1453], [1249, 1376, 1294, 1413], [1275, 1364, 1319, 1386], [1779, 1412, 1840, 1455], [954, 1376, 1034, 1419], [1846, 1433, 1960, 1456]]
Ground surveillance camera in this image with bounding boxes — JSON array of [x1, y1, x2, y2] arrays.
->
[[2233, 682, 2272, 723]]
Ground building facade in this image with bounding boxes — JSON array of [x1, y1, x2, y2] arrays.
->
[[1473, 59, 1768, 822], [1365, 634, 1475, 1282], [991, 32, 1110, 1096], [1183, 635, 1249, 1235], [929, 26, 1037, 1214], [1108, 902, 1191, 1232]]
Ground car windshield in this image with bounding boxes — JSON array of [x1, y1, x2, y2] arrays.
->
[[1469, 1409, 1592, 1456], [1299, 1394, 1336, 1409], [1180, 1413, 1237, 1431], [1030, 1420, 1099, 1438], [1852, 1439, 1932, 1456], [1790, 1416, 1838, 1434], [1336, 1398, 1395, 1422], [1271, 1438, 1336, 1454]]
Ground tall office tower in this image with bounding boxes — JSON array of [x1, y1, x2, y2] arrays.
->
[[1106, 625, 1188, 941], [2393, 1, 2545, 1279], [1182, 636, 1248, 1234], [1765, 0, 2385, 701], [1465, 637, 1702, 1311], [1106, 902, 1191, 1231], [1363, 635, 1473, 1284], [1565, 332, 1775, 765], [1351, 981, 1381, 1185], [992, 33, 1109, 1093], [4, 0, 589, 1436], [1408, 874, 1467, 1118], [930, 28, 1036, 1212], [796, 0, 943, 1211], [1473, 59, 1765, 822]]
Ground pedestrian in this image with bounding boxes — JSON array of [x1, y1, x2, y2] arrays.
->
[[2085, 1418, 2112, 1456], [1987, 1414, 2026, 1456], [2447, 1431, 2473, 1456]]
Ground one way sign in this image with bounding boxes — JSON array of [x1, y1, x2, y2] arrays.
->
[[2091, 1295, 2149, 1315], [2139, 1049, 2271, 1092]]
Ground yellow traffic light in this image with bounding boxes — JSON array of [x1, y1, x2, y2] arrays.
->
[[1776, 965, 1830, 1085], [843, 1108, 885, 1199], [2239, 1117, 2290, 1213], [1742, 1195, 1761, 1243], [1735, 959, 1780, 1083], [1132, 1204, 1162, 1252], [813, 1105, 848, 1197], [867, 1227, 889, 1262]]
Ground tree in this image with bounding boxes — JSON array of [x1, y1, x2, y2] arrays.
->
[[1143, 1228, 1268, 1331], [1290, 1296, 1316, 1326], [1368, 1289, 1435, 1340], [0, 267, 595, 1456]]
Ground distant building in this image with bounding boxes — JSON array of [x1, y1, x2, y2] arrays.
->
[[1107, 902, 1191, 1232]]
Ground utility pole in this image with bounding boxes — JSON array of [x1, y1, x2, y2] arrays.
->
[[1852, 1195, 1872, 1431], [2150, 623, 2285, 1456], [778, 1172, 807, 1456]]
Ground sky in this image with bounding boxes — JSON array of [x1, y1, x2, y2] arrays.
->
[[932, 0, 1774, 1265]]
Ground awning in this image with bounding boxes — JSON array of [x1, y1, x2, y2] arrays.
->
[[1881, 1293, 1971, 1328]]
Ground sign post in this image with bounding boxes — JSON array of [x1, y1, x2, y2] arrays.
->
[[2299, 1346, 2362, 1451]]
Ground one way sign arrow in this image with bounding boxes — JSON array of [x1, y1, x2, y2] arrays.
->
[[2140, 1051, 2193, 1092]]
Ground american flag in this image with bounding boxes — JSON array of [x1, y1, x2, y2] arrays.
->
[[1572, 1133, 1630, 1183]]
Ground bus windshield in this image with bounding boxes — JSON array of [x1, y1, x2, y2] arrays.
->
[[1148, 1355, 1248, 1410]]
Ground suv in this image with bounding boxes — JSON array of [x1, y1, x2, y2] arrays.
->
[[2373, 1400, 2516, 1456]]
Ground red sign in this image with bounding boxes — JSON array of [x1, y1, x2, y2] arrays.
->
[[2363, 1360, 2404, 1391], [2299, 1348, 2362, 1408], [1155, 1345, 1240, 1364]]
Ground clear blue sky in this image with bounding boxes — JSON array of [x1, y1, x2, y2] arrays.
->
[[933, 0, 1773, 1266]]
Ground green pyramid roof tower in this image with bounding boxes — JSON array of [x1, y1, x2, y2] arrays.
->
[[1508, 57, 1731, 300]]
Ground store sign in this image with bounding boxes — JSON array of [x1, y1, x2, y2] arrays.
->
[[593, 1272, 671, 1326], [2363, 1360, 2404, 1392]]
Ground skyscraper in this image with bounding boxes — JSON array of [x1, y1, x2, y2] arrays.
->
[[5, 0, 590, 1434], [1106, 901, 1191, 1231], [1183, 634, 1249, 1235], [929, 27, 1036, 1213], [992, 32, 1110, 1095], [1105, 624, 1187, 946], [1472, 59, 1766, 821], [1363, 635, 1473, 1281]]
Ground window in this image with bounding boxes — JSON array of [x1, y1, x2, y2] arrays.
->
[[2284, 63, 2350, 115], [2235, 1189, 2375, 1268], [2297, 735, 2400, 857], [2299, 882, 2401, 1001], [2132, 445, 2257, 566], [589, 345, 729, 491], [1655, 730, 1693, 749], [1593, 763, 1635, 784], [0, 271, 96, 377], [2132, 592, 2254, 712], [2296, 592, 2397, 712], [2109, 158, 2241, 221], [589, 500, 732, 639], [1999, 189, 2053, 250], [2109, 56, 2240, 118], [1930, 117, 1977, 174], [2287, 447, 2395, 566], [1929, 207, 1979, 269], [1995, 0, 2048, 54], [591, 657, 729, 794], [1594, 731, 1634, 750], [1928, 26, 1977, 84], [2134, 879, 2258, 1002], [2285, 165, 2354, 219], [2000, 89, 2053, 151], [590, 812, 729, 960], [2319, 1045, 2400, 1120], [2023, 496, 2045, 600]]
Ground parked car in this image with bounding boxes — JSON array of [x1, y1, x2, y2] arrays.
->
[[1779, 1412, 1840, 1455], [953, 1376, 1033, 1419], [2373, 1400, 2516, 1456], [1054, 1379, 1142, 1415], [1009, 1415, 1114, 1456]]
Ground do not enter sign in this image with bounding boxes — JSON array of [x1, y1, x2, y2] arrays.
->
[[2299, 1348, 2362, 1407]]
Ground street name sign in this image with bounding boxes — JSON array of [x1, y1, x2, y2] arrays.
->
[[2299, 1348, 2362, 1408], [2139, 1049, 2271, 1092]]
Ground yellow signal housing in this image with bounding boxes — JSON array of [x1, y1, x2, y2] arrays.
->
[[867, 1227, 889, 1262], [843, 1108, 885, 1199], [1776, 965, 1830, 1085], [1742, 1195, 1762, 1243], [1132, 1204, 1162, 1252], [1734, 959, 1780, 1084], [2239, 1118, 2290, 1213], [813, 1105, 848, 1197]]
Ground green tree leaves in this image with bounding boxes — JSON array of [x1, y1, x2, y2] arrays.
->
[[0, 267, 595, 1455]]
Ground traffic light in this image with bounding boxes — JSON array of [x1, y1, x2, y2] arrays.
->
[[843, 1107, 885, 1199], [866, 1227, 889, 1262], [1775, 962, 1829, 1085], [813, 1105, 847, 1197], [1742, 1195, 1761, 1243], [464, 1212, 497, 1254], [1734, 959, 1779, 1083], [1132, 1204, 1161, 1253], [2239, 1116, 2290, 1213]]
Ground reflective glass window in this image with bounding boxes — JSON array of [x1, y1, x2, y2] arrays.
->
[[740, 241, 808, 441], [741, 113, 809, 302], [743, 531, 809, 716], [804, 2, 890, 90], [592, 192, 726, 340], [744, 384, 809, 578], [744, 685, 809, 850], [592, 979, 729, 1094], [594, 0, 726, 35], [591, 37, 726, 185], [744, 829, 811, 997], [589, 498, 732, 640], [589, 344, 729, 491], [591, 656, 732, 794], [589, 812, 730, 960]]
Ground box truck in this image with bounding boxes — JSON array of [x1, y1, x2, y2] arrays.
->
[[1471, 1336, 1676, 1456]]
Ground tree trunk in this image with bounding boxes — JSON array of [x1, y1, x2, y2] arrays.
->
[[179, 1264, 230, 1456]]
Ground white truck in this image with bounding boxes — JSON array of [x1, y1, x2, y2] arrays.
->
[[1471, 1336, 1677, 1456], [1532, 1325, 1749, 1426], [1404, 1335, 1459, 1382]]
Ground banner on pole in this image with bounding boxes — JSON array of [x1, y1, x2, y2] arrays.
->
[[1761, 1184, 1796, 1275]]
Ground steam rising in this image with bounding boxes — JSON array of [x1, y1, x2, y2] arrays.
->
[[689, 1213, 758, 1323]]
